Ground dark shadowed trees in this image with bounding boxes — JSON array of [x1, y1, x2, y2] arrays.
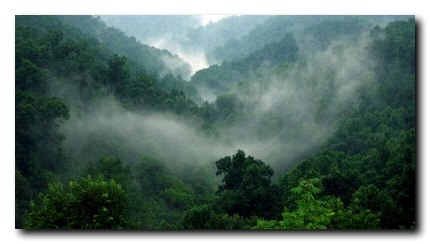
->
[[214, 150, 280, 219]]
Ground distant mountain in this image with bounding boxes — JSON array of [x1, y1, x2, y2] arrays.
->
[[212, 15, 411, 62], [183, 15, 270, 63], [99, 15, 269, 72], [191, 15, 413, 100], [99, 15, 201, 44], [58, 16, 192, 79], [191, 33, 299, 99]]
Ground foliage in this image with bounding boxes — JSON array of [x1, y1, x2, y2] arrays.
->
[[275, 18, 415, 229], [24, 176, 126, 229], [256, 178, 379, 229], [214, 150, 280, 219], [181, 204, 257, 229], [15, 15, 206, 227], [57, 15, 192, 79], [133, 158, 201, 228], [15, 16, 415, 230], [191, 33, 299, 97]]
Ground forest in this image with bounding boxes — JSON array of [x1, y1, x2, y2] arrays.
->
[[15, 15, 415, 230]]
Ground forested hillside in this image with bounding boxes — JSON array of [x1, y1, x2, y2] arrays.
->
[[15, 15, 204, 228], [211, 15, 409, 62], [16, 15, 415, 230], [100, 15, 269, 66]]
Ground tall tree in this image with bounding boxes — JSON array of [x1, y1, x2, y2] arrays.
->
[[214, 150, 280, 219]]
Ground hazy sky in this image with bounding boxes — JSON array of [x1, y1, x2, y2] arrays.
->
[[199, 15, 231, 26]]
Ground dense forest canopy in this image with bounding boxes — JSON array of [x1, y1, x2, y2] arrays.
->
[[15, 15, 415, 230]]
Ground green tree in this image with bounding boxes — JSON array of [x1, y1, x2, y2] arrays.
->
[[351, 184, 398, 229], [160, 177, 194, 210], [15, 92, 70, 227], [134, 158, 198, 228], [87, 157, 132, 186], [15, 59, 45, 92], [24, 176, 126, 229], [182, 204, 257, 229], [87, 157, 146, 228], [16, 93, 69, 174], [107, 54, 129, 89], [215, 150, 280, 219], [256, 178, 379, 229]]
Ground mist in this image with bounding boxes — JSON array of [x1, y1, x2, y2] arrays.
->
[[62, 100, 217, 166], [199, 15, 231, 26], [16, 15, 416, 229], [193, 31, 375, 171], [100, 15, 269, 78], [52, 32, 375, 180], [45, 16, 382, 177], [59, 96, 282, 174], [151, 37, 209, 77]]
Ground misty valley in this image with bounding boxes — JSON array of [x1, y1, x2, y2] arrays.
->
[[15, 15, 415, 230]]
